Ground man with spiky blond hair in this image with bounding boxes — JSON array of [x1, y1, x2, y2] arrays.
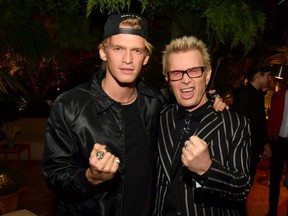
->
[[154, 36, 251, 216]]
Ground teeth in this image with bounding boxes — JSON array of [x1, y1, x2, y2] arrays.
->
[[182, 87, 194, 92]]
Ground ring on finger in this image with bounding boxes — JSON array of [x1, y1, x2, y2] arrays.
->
[[184, 140, 192, 149], [96, 151, 105, 160], [214, 94, 222, 100]]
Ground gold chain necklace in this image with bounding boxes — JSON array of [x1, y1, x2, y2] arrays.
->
[[119, 91, 138, 105], [102, 79, 138, 105]]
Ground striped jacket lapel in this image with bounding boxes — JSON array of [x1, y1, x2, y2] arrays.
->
[[158, 103, 222, 182], [170, 103, 222, 181], [195, 103, 223, 144], [158, 105, 178, 182]]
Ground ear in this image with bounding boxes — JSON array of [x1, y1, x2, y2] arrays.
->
[[99, 48, 107, 61], [142, 55, 150, 66], [205, 69, 212, 86], [254, 72, 262, 79]]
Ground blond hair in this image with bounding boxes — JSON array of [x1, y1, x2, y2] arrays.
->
[[162, 36, 211, 76]]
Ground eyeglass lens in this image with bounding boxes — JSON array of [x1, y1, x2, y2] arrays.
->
[[168, 66, 205, 81]]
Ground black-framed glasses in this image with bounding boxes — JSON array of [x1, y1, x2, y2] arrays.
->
[[167, 66, 206, 81]]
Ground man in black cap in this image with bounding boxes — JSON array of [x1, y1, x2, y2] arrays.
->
[[234, 63, 273, 185], [233, 62, 273, 215], [41, 13, 226, 216]]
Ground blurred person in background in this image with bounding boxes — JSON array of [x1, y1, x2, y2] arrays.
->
[[233, 63, 273, 215], [233, 63, 273, 185], [266, 68, 288, 216]]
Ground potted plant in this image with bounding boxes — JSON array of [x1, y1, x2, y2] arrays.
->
[[0, 164, 24, 213]]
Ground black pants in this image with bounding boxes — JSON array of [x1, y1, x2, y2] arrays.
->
[[268, 137, 288, 216]]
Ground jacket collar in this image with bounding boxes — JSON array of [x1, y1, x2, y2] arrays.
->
[[176, 101, 209, 123], [88, 70, 157, 113]]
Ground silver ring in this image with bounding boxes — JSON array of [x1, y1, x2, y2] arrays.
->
[[115, 158, 120, 164], [184, 140, 192, 149], [214, 94, 222, 100], [96, 151, 105, 160]]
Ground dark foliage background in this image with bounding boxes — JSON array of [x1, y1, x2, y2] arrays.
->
[[0, 0, 287, 119]]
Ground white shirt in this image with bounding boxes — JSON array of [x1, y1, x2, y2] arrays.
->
[[279, 89, 288, 138]]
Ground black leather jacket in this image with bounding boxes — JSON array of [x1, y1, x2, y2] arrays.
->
[[41, 71, 166, 215]]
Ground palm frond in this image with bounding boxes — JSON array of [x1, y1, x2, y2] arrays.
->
[[204, 0, 266, 53], [86, 0, 149, 16], [0, 70, 29, 97]]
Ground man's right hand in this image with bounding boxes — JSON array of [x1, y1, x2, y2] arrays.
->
[[86, 143, 120, 185]]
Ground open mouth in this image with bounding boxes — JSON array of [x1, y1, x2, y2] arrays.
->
[[181, 87, 195, 98]]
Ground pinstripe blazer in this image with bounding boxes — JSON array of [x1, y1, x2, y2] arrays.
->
[[154, 99, 252, 216]]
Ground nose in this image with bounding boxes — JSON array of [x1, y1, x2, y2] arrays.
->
[[122, 51, 132, 64], [181, 72, 191, 84]]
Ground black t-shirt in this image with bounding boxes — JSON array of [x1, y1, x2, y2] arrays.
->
[[122, 99, 153, 216]]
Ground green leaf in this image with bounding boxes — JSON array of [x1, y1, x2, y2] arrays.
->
[[204, 0, 266, 53]]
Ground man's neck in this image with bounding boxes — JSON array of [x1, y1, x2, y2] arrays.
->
[[101, 77, 137, 104]]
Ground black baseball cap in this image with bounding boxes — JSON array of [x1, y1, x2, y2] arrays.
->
[[103, 13, 149, 40], [245, 64, 272, 80]]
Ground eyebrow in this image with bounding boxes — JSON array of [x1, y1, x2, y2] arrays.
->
[[109, 44, 145, 50]]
